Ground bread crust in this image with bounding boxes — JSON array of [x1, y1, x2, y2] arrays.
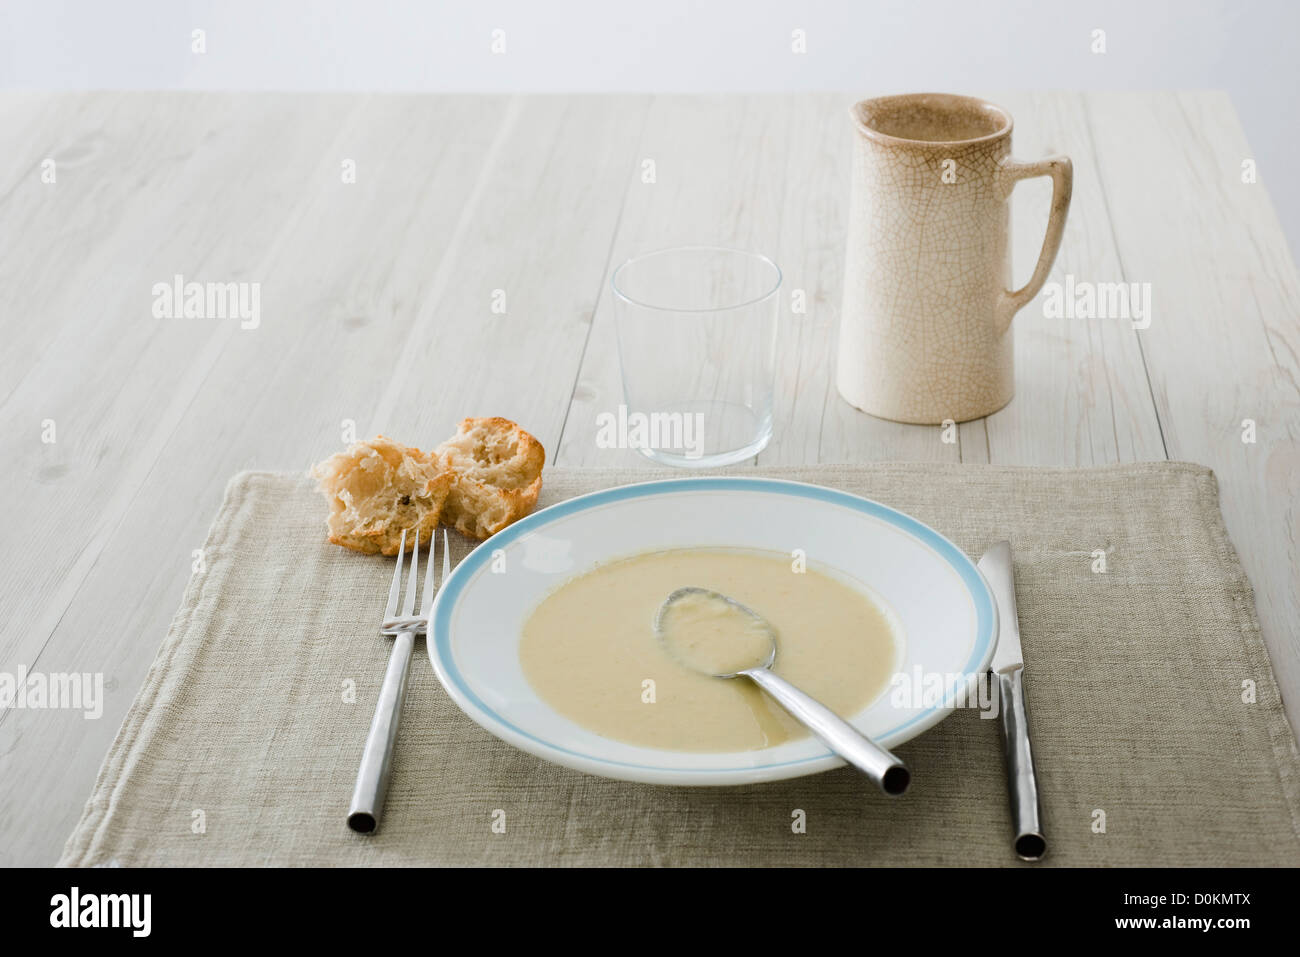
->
[[434, 417, 545, 539], [310, 435, 452, 555], [311, 419, 545, 553]]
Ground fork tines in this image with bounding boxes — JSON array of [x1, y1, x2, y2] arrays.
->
[[380, 527, 451, 635]]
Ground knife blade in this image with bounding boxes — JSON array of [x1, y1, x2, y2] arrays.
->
[[980, 540, 1023, 674], [977, 541, 1046, 862]]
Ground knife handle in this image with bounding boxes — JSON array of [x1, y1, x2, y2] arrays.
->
[[997, 667, 1046, 860]]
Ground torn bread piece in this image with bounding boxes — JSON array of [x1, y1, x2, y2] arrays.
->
[[434, 417, 545, 539], [310, 435, 452, 555]]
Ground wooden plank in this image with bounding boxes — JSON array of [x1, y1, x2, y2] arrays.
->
[[1085, 91, 1300, 734], [980, 91, 1166, 466], [0, 93, 252, 393], [371, 94, 651, 448], [0, 92, 375, 669]]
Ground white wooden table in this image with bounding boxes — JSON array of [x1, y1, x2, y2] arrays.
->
[[1, 92, 1296, 866]]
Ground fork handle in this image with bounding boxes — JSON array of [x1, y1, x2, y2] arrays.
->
[[347, 630, 415, 833]]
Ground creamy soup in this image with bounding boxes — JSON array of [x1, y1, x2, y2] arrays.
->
[[519, 548, 901, 752]]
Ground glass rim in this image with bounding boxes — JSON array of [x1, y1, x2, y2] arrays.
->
[[610, 245, 782, 315]]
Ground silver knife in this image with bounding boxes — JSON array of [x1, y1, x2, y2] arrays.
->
[[977, 541, 1046, 861]]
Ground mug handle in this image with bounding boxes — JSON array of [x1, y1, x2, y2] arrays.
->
[[995, 154, 1073, 336]]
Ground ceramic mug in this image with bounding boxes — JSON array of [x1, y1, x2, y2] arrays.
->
[[837, 93, 1072, 423]]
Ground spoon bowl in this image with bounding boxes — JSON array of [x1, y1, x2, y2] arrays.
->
[[653, 586, 777, 675], [655, 587, 910, 796]]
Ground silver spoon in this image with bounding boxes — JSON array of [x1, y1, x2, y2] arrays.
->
[[655, 586, 910, 796]]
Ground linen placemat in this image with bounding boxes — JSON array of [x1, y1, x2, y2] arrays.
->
[[60, 463, 1300, 866]]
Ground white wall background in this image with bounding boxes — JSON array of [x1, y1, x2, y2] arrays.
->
[[2, 0, 1297, 260]]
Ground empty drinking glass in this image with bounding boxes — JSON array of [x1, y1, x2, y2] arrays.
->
[[610, 246, 781, 467]]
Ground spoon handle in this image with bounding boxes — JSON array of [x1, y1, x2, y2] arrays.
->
[[743, 668, 910, 796]]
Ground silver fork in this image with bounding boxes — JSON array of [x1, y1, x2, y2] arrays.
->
[[347, 527, 451, 834]]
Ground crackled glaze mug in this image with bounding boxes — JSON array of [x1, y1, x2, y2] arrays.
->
[[838, 93, 1072, 423]]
